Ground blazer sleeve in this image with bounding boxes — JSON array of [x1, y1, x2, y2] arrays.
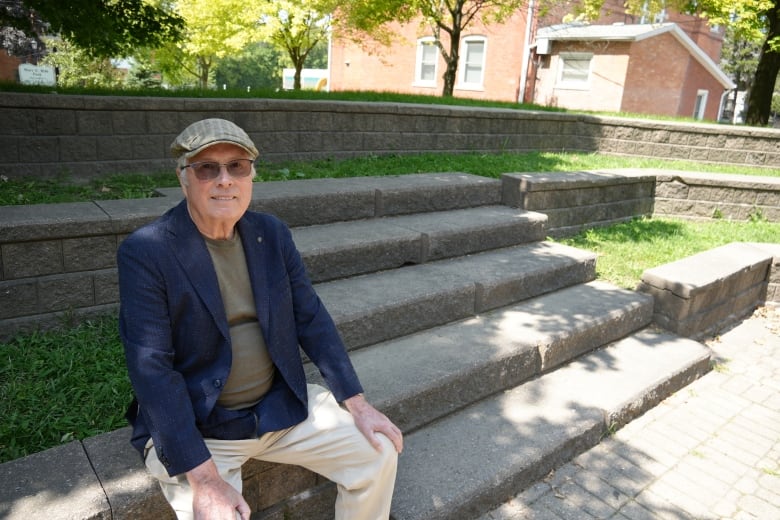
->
[[275, 220, 364, 402], [117, 227, 212, 477]]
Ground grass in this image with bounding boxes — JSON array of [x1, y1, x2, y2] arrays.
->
[[3, 151, 779, 206], [0, 314, 130, 462], [556, 217, 780, 289], [1, 150, 779, 463]]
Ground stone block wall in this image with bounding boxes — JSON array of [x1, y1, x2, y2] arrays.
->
[[501, 170, 656, 237], [654, 170, 780, 221], [1, 93, 779, 182]]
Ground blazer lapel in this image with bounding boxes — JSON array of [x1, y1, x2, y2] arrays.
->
[[237, 217, 271, 341], [167, 201, 230, 341]]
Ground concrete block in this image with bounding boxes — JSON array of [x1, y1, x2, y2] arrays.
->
[[293, 219, 422, 283], [0, 441, 109, 520], [63, 236, 116, 272], [374, 173, 501, 216], [0, 202, 114, 243], [2, 240, 63, 278], [0, 279, 38, 318], [249, 177, 377, 227], [640, 243, 773, 337], [83, 428, 174, 520], [38, 272, 96, 312], [93, 269, 120, 305], [59, 136, 98, 162], [19, 136, 60, 163]]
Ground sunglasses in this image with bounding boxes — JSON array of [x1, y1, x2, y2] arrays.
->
[[183, 159, 255, 181]]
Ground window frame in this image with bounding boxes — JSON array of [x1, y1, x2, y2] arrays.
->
[[457, 36, 487, 91], [694, 89, 709, 120], [556, 52, 593, 90], [414, 37, 439, 88]]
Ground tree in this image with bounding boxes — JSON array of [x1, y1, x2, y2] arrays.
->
[[214, 42, 286, 91], [1, 0, 182, 58], [570, 0, 780, 126], [258, 0, 333, 90], [720, 24, 762, 121], [39, 36, 124, 88], [159, 0, 264, 89], [337, 0, 526, 97]]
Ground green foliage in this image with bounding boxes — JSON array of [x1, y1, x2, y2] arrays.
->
[[214, 42, 286, 91], [0, 172, 180, 206], [0, 314, 132, 462], [258, 0, 333, 89], [7, 0, 182, 58], [40, 37, 123, 89]]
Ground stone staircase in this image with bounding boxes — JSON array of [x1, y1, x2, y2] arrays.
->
[[0, 172, 713, 520], [240, 173, 711, 519]]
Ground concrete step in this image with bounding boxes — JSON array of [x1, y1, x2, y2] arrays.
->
[[245, 173, 502, 226], [309, 281, 654, 433], [389, 328, 712, 520], [294, 205, 547, 282], [316, 241, 598, 350]]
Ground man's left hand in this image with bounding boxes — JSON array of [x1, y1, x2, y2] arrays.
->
[[343, 394, 404, 454]]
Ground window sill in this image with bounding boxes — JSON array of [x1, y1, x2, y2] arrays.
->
[[455, 84, 485, 92]]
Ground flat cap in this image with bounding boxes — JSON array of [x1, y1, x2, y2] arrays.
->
[[170, 118, 259, 160]]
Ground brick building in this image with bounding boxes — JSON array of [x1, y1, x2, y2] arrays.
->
[[530, 23, 734, 120], [327, 4, 734, 121]]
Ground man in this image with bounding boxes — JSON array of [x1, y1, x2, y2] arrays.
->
[[118, 118, 403, 520]]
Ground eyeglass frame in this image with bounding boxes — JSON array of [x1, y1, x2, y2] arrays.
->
[[181, 158, 256, 181]]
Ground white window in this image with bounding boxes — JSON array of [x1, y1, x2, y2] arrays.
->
[[415, 38, 438, 86], [557, 52, 592, 89], [694, 90, 709, 120], [458, 36, 486, 89]]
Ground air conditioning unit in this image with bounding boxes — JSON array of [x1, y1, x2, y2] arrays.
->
[[536, 38, 551, 55]]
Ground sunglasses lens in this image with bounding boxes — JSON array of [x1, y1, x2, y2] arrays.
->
[[188, 159, 253, 180], [193, 162, 221, 180], [227, 160, 252, 177]]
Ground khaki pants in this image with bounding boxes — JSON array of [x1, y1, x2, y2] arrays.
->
[[145, 384, 398, 520]]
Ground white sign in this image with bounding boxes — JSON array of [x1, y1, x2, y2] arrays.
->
[[282, 68, 328, 91], [18, 63, 56, 86]]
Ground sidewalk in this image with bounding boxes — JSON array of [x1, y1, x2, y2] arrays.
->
[[481, 305, 780, 520]]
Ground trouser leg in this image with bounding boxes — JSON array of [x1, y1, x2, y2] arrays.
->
[[144, 438, 250, 520], [259, 385, 398, 520], [144, 384, 398, 519]]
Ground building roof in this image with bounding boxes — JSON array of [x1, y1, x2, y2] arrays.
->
[[535, 22, 735, 89]]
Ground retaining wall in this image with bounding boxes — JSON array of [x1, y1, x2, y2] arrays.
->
[[1, 170, 778, 341], [1, 93, 779, 182]]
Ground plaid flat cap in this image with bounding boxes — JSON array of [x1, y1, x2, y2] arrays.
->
[[170, 118, 259, 160]]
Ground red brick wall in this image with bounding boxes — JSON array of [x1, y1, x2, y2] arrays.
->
[[330, 10, 531, 102], [0, 53, 22, 82], [622, 32, 689, 116]]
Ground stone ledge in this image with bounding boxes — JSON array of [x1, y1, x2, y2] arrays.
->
[[638, 242, 775, 338]]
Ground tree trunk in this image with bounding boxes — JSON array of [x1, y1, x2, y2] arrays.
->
[[744, 3, 779, 126], [441, 26, 462, 97]]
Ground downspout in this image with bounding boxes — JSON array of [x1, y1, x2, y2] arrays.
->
[[518, 0, 535, 103]]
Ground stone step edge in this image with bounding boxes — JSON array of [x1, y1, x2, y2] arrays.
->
[[308, 280, 654, 433], [294, 205, 548, 282], [316, 242, 597, 350], [388, 328, 712, 519]]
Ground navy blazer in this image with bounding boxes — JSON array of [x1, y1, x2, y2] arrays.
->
[[118, 200, 363, 477]]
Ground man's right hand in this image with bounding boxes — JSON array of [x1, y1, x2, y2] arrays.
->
[[186, 458, 251, 520]]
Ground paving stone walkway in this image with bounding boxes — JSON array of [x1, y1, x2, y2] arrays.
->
[[480, 306, 780, 520]]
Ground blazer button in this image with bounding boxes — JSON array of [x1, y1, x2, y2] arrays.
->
[[257, 236, 263, 243], [214, 379, 222, 388]]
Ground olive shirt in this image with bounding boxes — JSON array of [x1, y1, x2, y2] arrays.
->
[[204, 233, 275, 410]]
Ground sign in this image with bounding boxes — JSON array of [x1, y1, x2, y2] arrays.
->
[[282, 68, 328, 91], [18, 63, 56, 86]]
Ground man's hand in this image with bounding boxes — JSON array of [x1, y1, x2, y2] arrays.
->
[[343, 393, 404, 454], [186, 458, 251, 520]]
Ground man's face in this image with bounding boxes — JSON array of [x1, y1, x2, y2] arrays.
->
[[178, 142, 254, 238]]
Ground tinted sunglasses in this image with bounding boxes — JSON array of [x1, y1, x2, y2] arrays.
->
[[183, 159, 254, 181]]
